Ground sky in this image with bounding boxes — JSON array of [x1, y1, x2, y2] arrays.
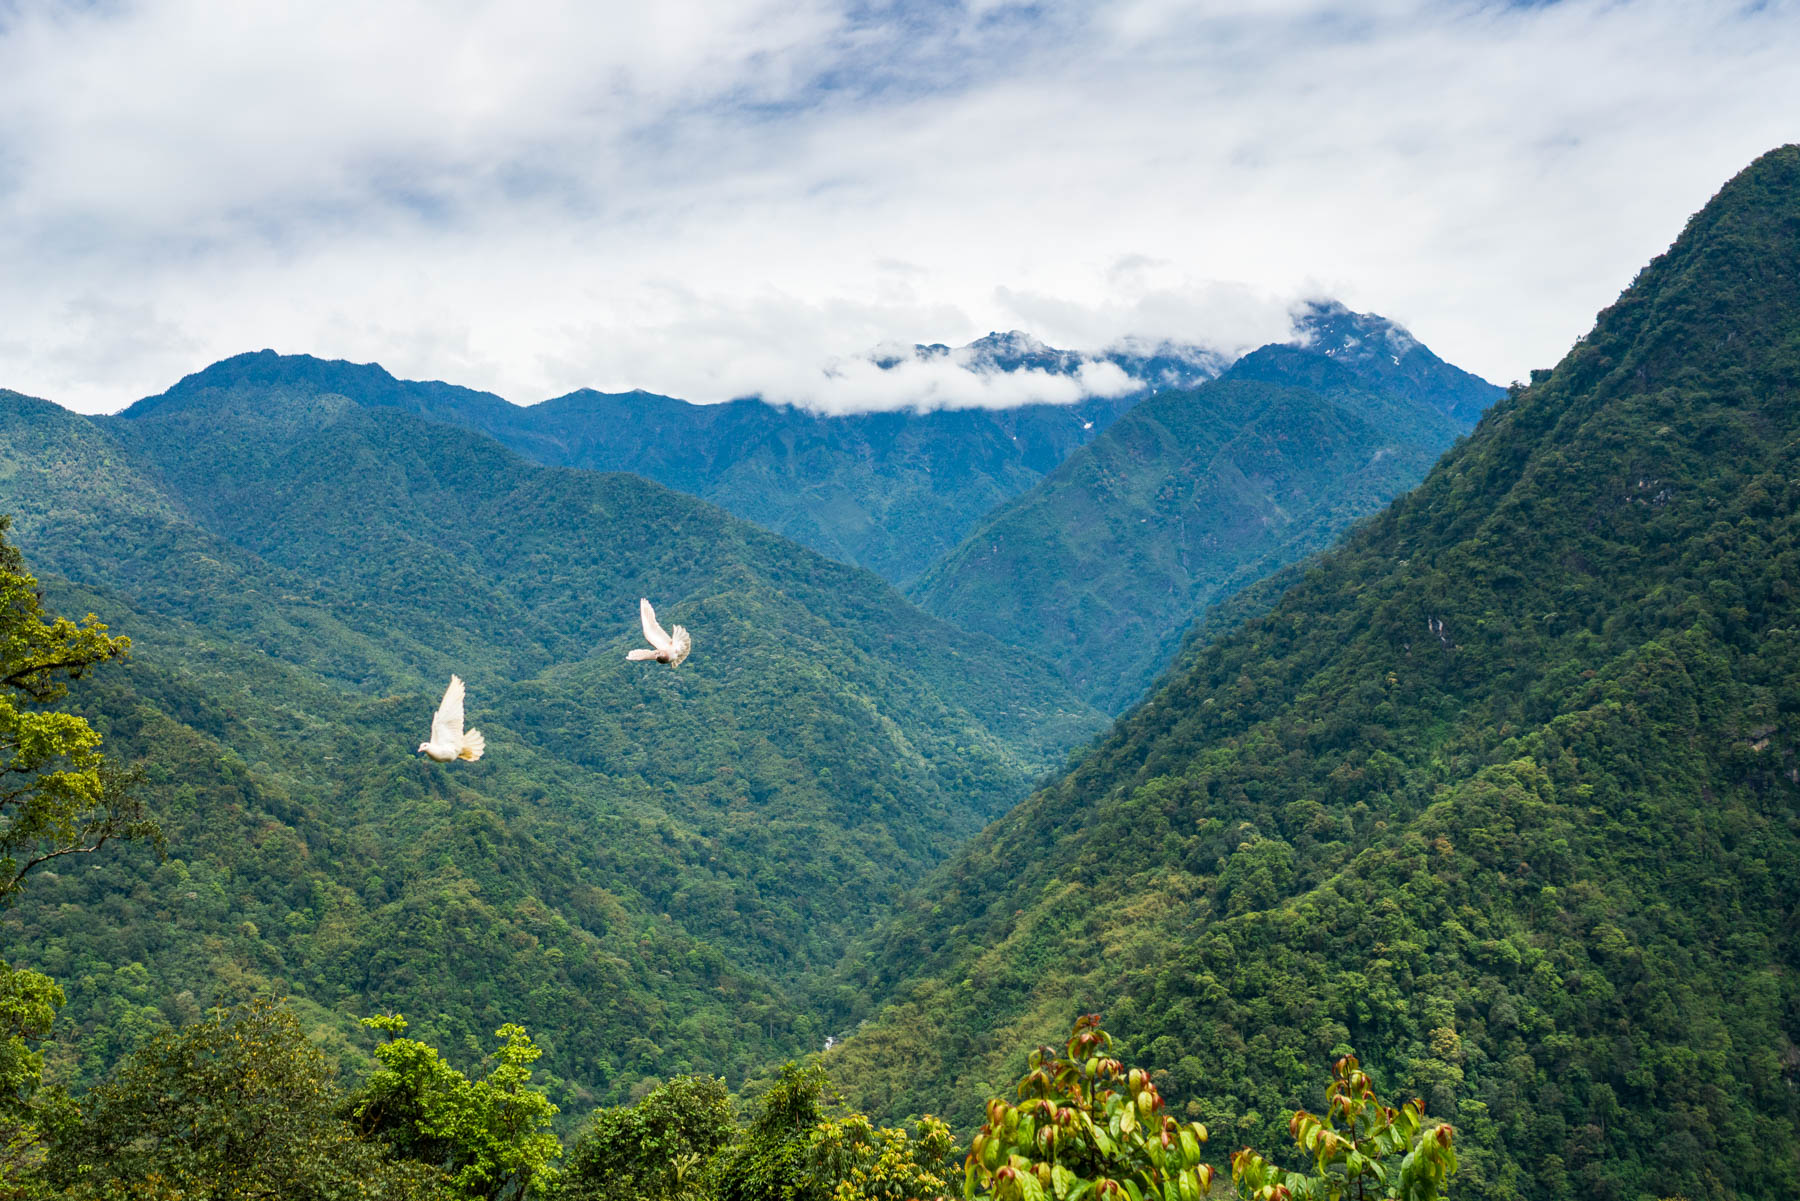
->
[[2, 0, 1797, 415]]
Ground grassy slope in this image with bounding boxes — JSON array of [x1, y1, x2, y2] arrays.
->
[[829, 147, 1800, 1201]]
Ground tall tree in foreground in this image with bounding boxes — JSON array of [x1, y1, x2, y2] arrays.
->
[[0, 515, 157, 1194], [0, 516, 154, 904], [351, 1013, 562, 1199], [41, 999, 448, 1200]]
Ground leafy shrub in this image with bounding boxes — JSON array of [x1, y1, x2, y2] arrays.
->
[[964, 1016, 1454, 1201], [963, 1014, 1212, 1200], [351, 1013, 562, 1200], [563, 1075, 734, 1201], [1230, 1055, 1455, 1201]]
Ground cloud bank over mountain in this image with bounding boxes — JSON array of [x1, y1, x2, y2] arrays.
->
[[2, 0, 1797, 413]]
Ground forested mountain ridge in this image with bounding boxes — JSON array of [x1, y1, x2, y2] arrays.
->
[[0, 377, 1103, 1109], [828, 146, 1800, 1200], [908, 311, 1502, 713], [96, 374, 1099, 766], [135, 330, 1218, 586]]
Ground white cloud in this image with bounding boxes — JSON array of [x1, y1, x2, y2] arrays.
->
[[1, 0, 1797, 413]]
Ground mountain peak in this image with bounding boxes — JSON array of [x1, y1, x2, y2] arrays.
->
[[959, 330, 1070, 372], [1269, 299, 1502, 426], [1291, 299, 1421, 363], [119, 350, 408, 419], [118, 350, 515, 426], [1563, 142, 1800, 397], [870, 330, 1226, 397], [871, 330, 1082, 376]]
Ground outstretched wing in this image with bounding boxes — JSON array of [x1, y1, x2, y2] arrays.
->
[[626, 649, 659, 661], [430, 675, 466, 745], [639, 597, 672, 652]]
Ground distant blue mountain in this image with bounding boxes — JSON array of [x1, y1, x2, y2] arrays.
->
[[134, 331, 1229, 584], [127, 313, 1494, 593]]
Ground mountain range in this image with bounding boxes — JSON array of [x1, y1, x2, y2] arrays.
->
[[0, 296, 1506, 1104], [826, 144, 1800, 1201], [126, 303, 1498, 725], [910, 307, 1503, 710], [10, 141, 1797, 1200], [0, 374, 1104, 1110], [157, 329, 1223, 588]]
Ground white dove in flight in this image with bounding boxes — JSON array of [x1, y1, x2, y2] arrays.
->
[[627, 597, 692, 668], [418, 675, 485, 762]]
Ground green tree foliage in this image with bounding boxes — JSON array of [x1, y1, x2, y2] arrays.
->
[[963, 1014, 1213, 1201], [560, 1064, 954, 1201], [562, 1075, 735, 1201], [807, 1108, 956, 1201], [0, 517, 153, 904], [41, 998, 445, 1200], [19, 996, 1429, 1201], [830, 146, 1800, 1199], [711, 1063, 833, 1201], [352, 1013, 562, 1200], [1231, 1055, 1456, 1201], [0, 958, 63, 1190]]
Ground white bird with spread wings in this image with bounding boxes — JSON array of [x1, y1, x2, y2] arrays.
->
[[418, 675, 485, 762], [628, 597, 692, 668]]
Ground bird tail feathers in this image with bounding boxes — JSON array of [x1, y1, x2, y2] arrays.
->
[[458, 729, 485, 761], [669, 626, 692, 668]]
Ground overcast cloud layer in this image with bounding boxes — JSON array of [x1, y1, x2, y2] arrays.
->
[[2, 0, 1797, 414]]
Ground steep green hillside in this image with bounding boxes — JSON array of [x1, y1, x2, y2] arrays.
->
[[829, 147, 1800, 1201], [0, 381, 1103, 1106], [909, 322, 1499, 713], [6, 577, 803, 1113]]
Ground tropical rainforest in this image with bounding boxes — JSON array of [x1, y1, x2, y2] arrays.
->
[[1, 145, 1797, 1200]]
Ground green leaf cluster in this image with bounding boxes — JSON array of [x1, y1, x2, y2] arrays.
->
[[1231, 1054, 1455, 1201], [808, 1109, 956, 1201], [964, 1013, 1213, 1201], [352, 1013, 562, 1199]]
